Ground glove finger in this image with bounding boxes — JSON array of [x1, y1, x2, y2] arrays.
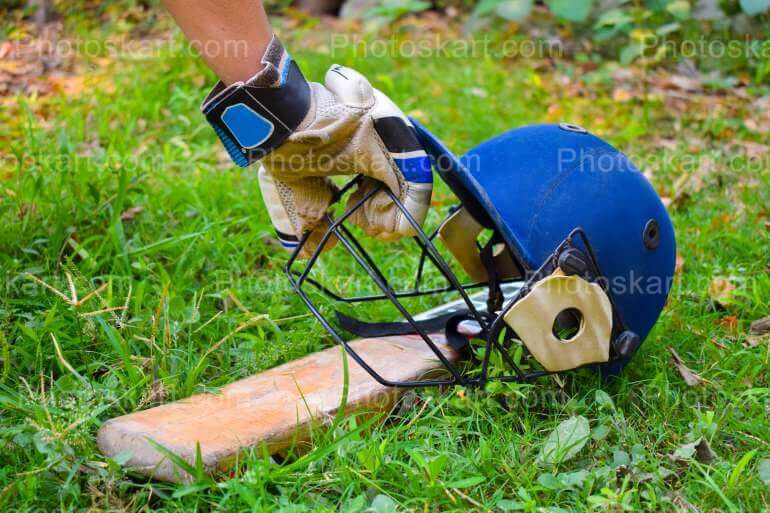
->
[[347, 176, 432, 240], [258, 166, 338, 255], [361, 89, 433, 236], [324, 65, 375, 109]]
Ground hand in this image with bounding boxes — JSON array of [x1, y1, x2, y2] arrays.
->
[[257, 65, 432, 254]]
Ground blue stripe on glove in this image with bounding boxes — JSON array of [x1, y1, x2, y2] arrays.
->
[[394, 156, 432, 184]]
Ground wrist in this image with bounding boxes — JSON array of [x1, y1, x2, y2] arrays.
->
[[201, 35, 311, 167]]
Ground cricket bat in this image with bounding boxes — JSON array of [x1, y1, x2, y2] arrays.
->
[[96, 285, 520, 482]]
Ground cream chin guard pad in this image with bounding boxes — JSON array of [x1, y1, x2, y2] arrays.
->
[[503, 272, 613, 372]]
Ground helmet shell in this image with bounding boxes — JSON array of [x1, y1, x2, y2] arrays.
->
[[460, 124, 676, 352]]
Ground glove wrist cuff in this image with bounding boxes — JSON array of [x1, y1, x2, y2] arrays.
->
[[201, 35, 311, 167]]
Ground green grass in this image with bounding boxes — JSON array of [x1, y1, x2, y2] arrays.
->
[[1, 15, 769, 512]]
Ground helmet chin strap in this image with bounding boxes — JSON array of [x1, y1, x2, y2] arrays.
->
[[336, 309, 479, 354], [335, 310, 460, 339], [334, 225, 519, 356], [478, 232, 506, 316]]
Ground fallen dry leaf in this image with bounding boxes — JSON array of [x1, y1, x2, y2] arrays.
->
[[675, 254, 685, 275], [745, 334, 769, 348], [710, 338, 728, 349], [18, 203, 38, 219], [612, 88, 633, 102], [140, 380, 167, 407], [668, 347, 706, 387], [130, 355, 153, 370], [670, 157, 716, 208], [752, 96, 770, 112], [694, 439, 717, 464], [708, 277, 735, 308], [612, 67, 636, 83], [670, 438, 717, 465], [0, 41, 11, 60], [668, 74, 703, 92], [120, 206, 144, 221], [669, 492, 699, 513], [653, 137, 678, 151], [744, 118, 770, 134], [48, 75, 85, 96], [750, 315, 770, 335], [735, 140, 769, 160], [709, 213, 734, 230], [716, 315, 738, 331]]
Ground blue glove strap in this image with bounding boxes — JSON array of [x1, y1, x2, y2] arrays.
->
[[201, 57, 310, 167]]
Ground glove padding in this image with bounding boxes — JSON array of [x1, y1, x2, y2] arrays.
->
[[258, 65, 433, 255]]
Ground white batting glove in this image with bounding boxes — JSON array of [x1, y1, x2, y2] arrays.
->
[[202, 37, 432, 256]]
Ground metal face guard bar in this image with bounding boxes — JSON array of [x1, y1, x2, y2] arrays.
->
[[284, 180, 634, 388]]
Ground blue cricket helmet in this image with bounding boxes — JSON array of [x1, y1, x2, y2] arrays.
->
[[413, 120, 676, 376], [465, 124, 675, 341], [286, 118, 676, 387]]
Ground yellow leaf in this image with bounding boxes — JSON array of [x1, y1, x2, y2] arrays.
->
[[612, 88, 633, 102], [708, 277, 735, 307]]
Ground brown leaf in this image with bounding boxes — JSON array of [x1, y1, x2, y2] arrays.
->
[[0, 42, 11, 60], [745, 334, 769, 348], [668, 347, 706, 387], [653, 137, 678, 151], [752, 96, 770, 112], [670, 157, 716, 208], [735, 140, 769, 160], [694, 438, 716, 464], [0, 59, 33, 76], [710, 338, 727, 350], [709, 213, 734, 230], [750, 315, 770, 335], [716, 315, 738, 331], [48, 75, 85, 96], [612, 68, 636, 83], [708, 277, 735, 308], [670, 438, 717, 465], [675, 254, 685, 275], [120, 206, 144, 221], [145, 380, 167, 404], [669, 492, 699, 513], [612, 88, 633, 102], [18, 203, 38, 219], [130, 355, 153, 370], [668, 74, 703, 92], [743, 118, 770, 134]]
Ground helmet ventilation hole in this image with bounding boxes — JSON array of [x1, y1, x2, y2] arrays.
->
[[643, 219, 661, 250], [558, 123, 588, 134], [552, 308, 584, 342]]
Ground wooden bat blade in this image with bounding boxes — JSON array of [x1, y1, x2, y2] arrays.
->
[[97, 335, 458, 482]]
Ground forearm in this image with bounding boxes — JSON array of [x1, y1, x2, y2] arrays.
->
[[161, 0, 272, 84]]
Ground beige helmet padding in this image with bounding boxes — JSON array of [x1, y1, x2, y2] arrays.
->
[[437, 207, 520, 282], [502, 272, 612, 372]]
